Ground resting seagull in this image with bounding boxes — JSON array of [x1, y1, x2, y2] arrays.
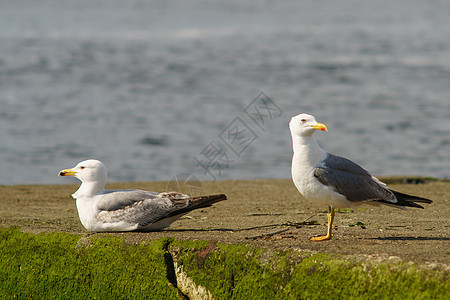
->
[[59, 159, 226, 232], [289, 113, 432, 241]]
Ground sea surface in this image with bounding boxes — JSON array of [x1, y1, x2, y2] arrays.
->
[[0, 0, 449, 185]]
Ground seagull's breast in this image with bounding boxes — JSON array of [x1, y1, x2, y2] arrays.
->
[[292, 167, 349, 207], [291, 151, 349, 208], [291, 141, 326, 196], [76, 197, 141, 232], [292, 164, 329, 198], [76, 197, 101, 231]]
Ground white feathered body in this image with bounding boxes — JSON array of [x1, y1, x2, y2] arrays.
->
[[291, 135, 351, 209], [74, 189, 190, 232], [60, 159, 226, 232]]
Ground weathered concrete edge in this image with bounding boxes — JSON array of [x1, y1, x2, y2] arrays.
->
[[1, 227, 449, 299], [165, 239, 449, 299]]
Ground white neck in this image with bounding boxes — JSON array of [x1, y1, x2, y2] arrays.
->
[[291, 134, 327, 168], [72, 181, 105, 199]]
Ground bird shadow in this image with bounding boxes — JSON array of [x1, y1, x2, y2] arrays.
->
[[163, 220, 319, 233], [163, 228, 235, 232], [368, 236, 450, 241], [163, 224, 280, 233]]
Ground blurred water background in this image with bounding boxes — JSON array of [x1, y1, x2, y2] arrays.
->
[[0, 0, 449, 185]]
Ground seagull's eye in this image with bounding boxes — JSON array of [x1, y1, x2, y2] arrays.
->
[[300, 119, 306, 123], [80, 166, 85, 170]]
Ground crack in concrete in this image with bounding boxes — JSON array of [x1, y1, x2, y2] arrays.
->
[[164, 241, 215, 300], [162, 240, 190, 300]]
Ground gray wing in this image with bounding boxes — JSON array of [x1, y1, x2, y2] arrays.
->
[[314, 154, 397, 203], [95, 190, 190, 226], [96, 190, 160, 211]]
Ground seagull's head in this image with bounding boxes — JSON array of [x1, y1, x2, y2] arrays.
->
[[59, 159, 107, 184], [289, 113, 328, 137]]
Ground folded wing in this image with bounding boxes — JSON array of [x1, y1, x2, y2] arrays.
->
[[95, 190, 190, 226], [314, 153, 432, 208]]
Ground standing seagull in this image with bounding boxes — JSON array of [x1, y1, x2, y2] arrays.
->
[[59, 159, 226, 232], [289, 113, 432, 241]]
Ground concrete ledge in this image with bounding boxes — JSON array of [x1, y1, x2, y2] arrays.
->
[[0, 179, 449, 298], [1, 228, 448, 299]]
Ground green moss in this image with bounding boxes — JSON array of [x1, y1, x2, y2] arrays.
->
[[0, 227, 179, 299], [0, 227, 448, 299], [171, 242, 449, 300]]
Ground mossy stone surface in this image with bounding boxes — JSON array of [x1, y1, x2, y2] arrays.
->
[[0, 227, 178, 299], [1, 228, 448, 299]]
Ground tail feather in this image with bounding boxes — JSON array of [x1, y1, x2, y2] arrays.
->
[[166, 194, 227, 217], [383, 190, 432, 209]]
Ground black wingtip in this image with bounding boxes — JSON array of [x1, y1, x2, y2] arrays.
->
[[391, 190, 432, 209], [166, 194, 227, 218], [190, 194, 227, 208]]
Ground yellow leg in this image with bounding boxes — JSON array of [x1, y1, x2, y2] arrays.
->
[[310, 206, 335, 241]]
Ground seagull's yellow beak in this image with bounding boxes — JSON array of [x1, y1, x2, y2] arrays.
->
[[59, 168, 76, 177], [310, 123, 328, 132]]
